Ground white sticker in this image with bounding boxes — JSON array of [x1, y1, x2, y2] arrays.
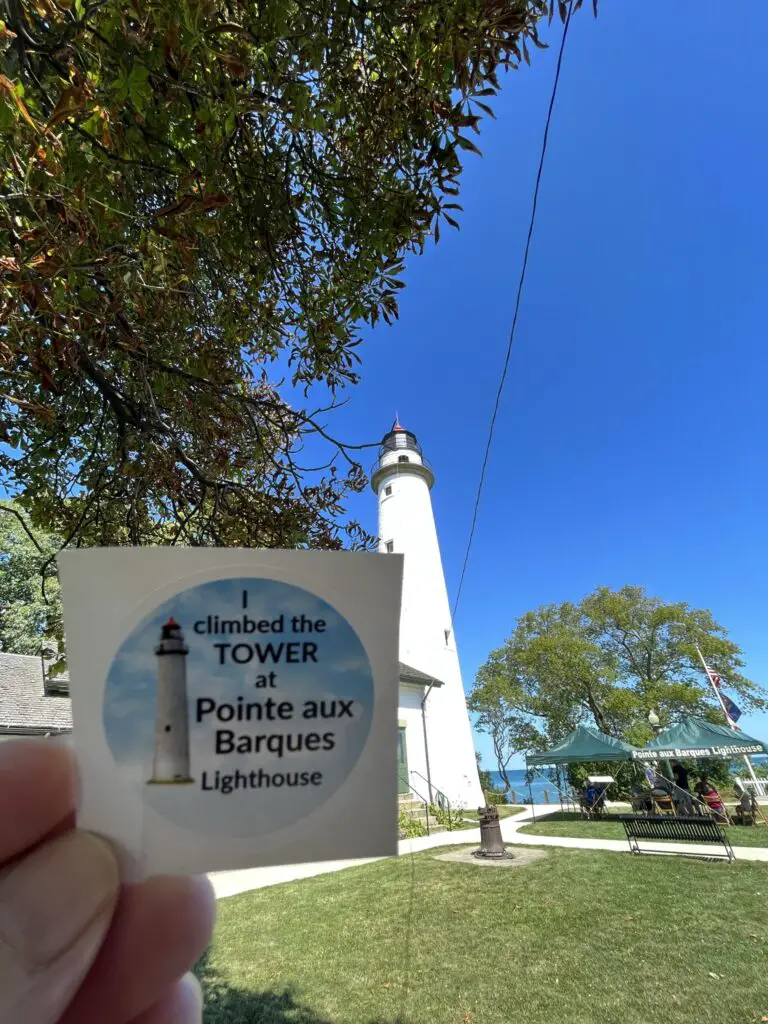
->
[[58, 548, 402, 879]]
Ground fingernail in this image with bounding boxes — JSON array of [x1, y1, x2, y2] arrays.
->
[[0, 830, 119, 968], [180, 972, 204, 1021]]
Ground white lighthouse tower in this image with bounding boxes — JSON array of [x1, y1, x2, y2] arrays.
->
[[372, 420, 483, 809], [149, 617, 193, 784]]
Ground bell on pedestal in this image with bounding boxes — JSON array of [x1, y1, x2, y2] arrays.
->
[[473, 804, 507, 859]]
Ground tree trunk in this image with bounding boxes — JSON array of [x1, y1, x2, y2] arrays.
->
[[585, 689, 612, 736], [492, 730, 513, 795]]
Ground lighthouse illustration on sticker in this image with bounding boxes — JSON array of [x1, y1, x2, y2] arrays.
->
[[148, 617, 194, 785]]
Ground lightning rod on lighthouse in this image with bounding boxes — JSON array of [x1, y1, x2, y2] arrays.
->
[[149, 617, 193, 784]]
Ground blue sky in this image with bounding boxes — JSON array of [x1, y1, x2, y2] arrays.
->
[[325, 3, 768, 768]]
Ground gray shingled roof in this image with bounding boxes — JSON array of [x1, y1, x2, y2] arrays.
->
[[399, 661, 444, 688], [0, 652, 72, 734]]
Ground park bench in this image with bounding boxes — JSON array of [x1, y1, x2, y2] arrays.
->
[[616, 815, 735, 863]]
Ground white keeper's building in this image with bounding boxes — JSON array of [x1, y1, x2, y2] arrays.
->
[[372, 420, 483, 810]]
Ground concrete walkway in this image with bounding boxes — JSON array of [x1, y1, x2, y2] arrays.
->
[[209, 806, 768, 900], [210, 816, 501, 899], [210, 824, 488, 899]]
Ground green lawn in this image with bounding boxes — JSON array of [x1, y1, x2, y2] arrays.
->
[[519, 810, 768, 847], [199, 846, 768, 1024]]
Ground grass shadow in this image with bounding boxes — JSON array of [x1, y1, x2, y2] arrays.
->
[[197, 947, 401, 1024]]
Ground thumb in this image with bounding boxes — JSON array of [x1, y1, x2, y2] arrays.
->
[[0, 830, 119, 1024]]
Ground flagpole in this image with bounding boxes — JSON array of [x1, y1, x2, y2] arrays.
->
[[695, 644, 761, 789]]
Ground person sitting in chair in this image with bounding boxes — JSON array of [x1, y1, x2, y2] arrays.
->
[[695, 775, 728, 823], [630, 785, 653, 814], [647, 776, 675, 814], [733, 789, 757, 826], [585, 782, 602, 817]]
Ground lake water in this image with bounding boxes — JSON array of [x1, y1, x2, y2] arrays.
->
[[487, 769, 564, 805]]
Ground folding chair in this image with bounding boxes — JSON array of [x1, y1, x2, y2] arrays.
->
[[652, 791, 676, 816], [701, 791, 730, 825], [734, 781, 768, 826]]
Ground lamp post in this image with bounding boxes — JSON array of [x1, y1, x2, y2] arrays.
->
[[648, 709, 673, 780]]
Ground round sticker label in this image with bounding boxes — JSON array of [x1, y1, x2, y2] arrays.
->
[[103, 577, 374, 838]]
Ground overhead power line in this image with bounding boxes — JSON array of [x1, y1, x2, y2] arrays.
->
[[451, 0, 575, 623]]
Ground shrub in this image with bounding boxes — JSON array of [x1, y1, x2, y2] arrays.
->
[[429, 802, 467, 831], [398, 809, 427, 838]]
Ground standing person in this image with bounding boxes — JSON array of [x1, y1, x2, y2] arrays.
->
[[671, 760, 690, 792], [671, 760, 693, 815]]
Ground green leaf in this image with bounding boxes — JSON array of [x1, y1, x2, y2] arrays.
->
[[455, 135, 482, 156], [473, 100, 496, 119], [111, 73, 129, 104], [48, 658, 68, 678], [80, 113, 101, 136], [0, 96, 16, 131], [127, 65, 152, 108]]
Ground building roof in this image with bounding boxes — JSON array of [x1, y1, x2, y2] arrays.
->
[[398, 662, 445, 688], [0, 652, 72, 734]]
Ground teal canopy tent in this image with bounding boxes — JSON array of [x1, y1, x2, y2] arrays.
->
[[526, 724, 639, 766], [632, 715, 768, 762]]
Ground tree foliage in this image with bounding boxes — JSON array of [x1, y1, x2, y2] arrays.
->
[[475, 749, 503, 799], [469, 586, 767, 777], [0, 503, 63, 665], [0, 0, 577, 550]]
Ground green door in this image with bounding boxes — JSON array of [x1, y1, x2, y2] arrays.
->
[[397, 726, 409, 794]]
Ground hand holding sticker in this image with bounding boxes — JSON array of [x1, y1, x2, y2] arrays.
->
[[0, 740, 214, 1024]]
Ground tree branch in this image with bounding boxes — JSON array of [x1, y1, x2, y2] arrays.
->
[[0, 503, 43, 552]]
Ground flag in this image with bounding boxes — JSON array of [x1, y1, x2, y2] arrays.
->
[[721, 693, 742, 723], [705, 665, 722, 688]]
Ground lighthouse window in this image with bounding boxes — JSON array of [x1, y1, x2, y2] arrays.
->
[[398, 455, 410, 463], [385, 485, 392, 496], [444, 629, 451, 645], [385, 540, 394, 553], [164, 725, 172, 733]]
